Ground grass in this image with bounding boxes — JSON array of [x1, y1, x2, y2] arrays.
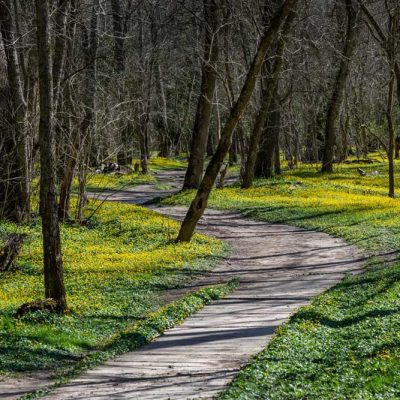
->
[[163, 156, 400, 399], [0, 198, 225, 378], [22, 279, 238, 399], [83, 156, 187, 192], [84, 171, 155, 192], [218, 262, 400, 400]]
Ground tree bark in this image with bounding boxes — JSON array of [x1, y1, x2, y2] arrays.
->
[[321, 0, 360, 172], [136, 5, 149, 173], [254, 93, 281, 178], [0, 0, 30, 223], [35, 0, 67, 312], [58, 1, 99, 220], [241, 5, 296, 188], [183, 0, 219, 189], [111, 0, 131, 166], [110, 0, 125, 74], [177, 0, 297, 242], [52, 0, 70, 111], [387, 69, 395, 198]]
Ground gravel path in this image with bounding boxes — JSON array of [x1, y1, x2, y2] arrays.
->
[[38, 170, 365, 400]]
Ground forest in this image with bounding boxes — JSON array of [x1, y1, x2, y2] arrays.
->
[[1, 0, 400, 399]]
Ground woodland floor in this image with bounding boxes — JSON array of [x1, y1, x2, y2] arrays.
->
[[32, 169, 364, 400]]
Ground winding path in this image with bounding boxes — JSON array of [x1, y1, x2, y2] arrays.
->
[[39, 170, 365, 400]]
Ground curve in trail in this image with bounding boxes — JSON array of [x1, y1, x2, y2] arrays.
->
[[40, 170, 365, 400]]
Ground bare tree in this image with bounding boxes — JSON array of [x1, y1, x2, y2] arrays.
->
[[242, 3, 297, 188], [321, 0, 361, 172], [58, 0, 99, 220], [0, 0, 30, 222], [177, 0, 298, 242], [183, 0, 220, 190], [359, 0, 400, 197], [35, 0, 67, 312]]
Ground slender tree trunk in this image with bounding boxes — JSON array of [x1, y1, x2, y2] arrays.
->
[[177, 0, 297, 242], [183, 0, 219, 189], [386, 10, 398, 198], [223, 25, 243, 166], [255, 93, 281, 178], [395, 63, 400, 107], [321, 0, 360, 172], [35, 0, 67, 312], [76, 134, 91, 222], [387, 70, 395, 198], [359, 2, 399, 193], [111, 0, 131, 166], [138, 122, 148, 174], [155, 64, 170, 157], [242, 6, 296, 188], [58, 1, 98, 220], [0, 0, 30, 222], [110, 0, 125, 74], [137, 8, 149, 172], [52, 0, 70, 111], [274, 136, 281, 174]]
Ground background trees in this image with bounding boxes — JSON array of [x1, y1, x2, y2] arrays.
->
[[183, 0, 220, 190], [1, 0, 400, 304]]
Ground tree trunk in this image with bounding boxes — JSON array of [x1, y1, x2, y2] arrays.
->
[[136, 6, 149, 172], [255, 93, 281, 178], [35, 0, 67, 312], [387, 71, 395, 198], [52, 0, 70, 111], [0, 0, 30, 223], [321, 0, 360, 172], [111, 0, 131, 166], [387, 11, 398, 198], [241, 5, 296, 188], [183, 0, 219, 189], [155, 64, 170, 158], [110, 0, 125, 74], [58, 1, 99, 221], [223, 22, 240, 166], [139, 125, 148, 174], [177, 0, 297, 242]]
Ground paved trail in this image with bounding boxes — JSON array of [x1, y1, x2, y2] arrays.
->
[[39, 170, 365, 400]]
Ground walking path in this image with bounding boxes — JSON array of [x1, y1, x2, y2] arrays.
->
[[39, 170, 365, 399]]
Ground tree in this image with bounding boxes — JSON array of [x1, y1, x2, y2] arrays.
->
[[177, 0, 298, 242], [321, 0, 361, 173], [359, 0, 400, 197], [35, 0, 67, 312], [241, 3, 297, 188], [183, 0, 220, 190], [58, 1, 99, 220], [0, 0, 30, 223]]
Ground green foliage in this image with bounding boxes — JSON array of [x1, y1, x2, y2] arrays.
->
[[84, 172, 155, 192], [219, 264, 400, 399], [22, 280, 238, 399]]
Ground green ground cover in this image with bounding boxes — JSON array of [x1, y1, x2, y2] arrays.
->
[[163, 157, 400, 399], [0, 198, 225, 378], [23, 280, 238, 399]]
